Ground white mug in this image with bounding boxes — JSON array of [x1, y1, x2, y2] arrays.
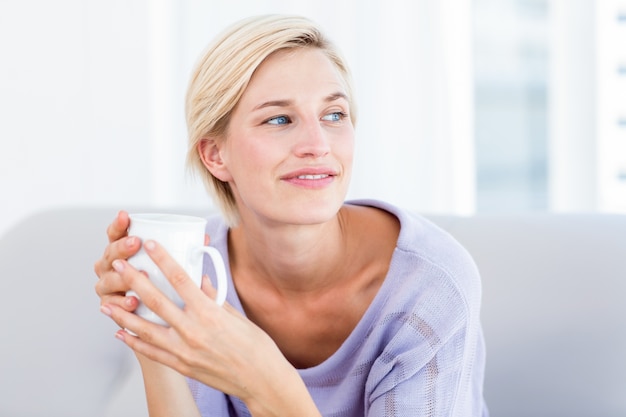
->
[[126, 213, 227, 326]]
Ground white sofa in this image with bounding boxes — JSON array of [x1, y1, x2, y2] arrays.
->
[[1, 207, 625, 416]]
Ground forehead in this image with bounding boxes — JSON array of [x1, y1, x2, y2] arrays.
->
[[242, 48, 348, 100]]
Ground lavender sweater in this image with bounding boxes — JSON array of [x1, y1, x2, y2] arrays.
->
[[188, 200, 488, 416]]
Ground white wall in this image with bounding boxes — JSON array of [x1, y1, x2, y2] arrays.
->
[[0, 0, 474, 237], [549, 0, 626, 212], [1, 0, 191, 237], [0, 0, 200, 238], [548, 0, 597, 211], [595, 0, 626, 211]]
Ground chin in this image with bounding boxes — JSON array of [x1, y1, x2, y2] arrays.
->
[[236, 184, 349, 226], [275, 195, 346, 226]]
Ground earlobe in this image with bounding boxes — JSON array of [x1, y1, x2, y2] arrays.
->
[[197, 138, 232, 182]]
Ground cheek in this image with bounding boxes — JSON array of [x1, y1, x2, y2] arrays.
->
[[241, 144, 274, 175], [224, 138, 274, 182], [336, 130, 355, 165]]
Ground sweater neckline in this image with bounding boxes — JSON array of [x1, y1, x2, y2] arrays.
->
[[210, 199, 408, 375]]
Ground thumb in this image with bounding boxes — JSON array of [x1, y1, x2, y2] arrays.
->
[[200, 275, 218, 299]]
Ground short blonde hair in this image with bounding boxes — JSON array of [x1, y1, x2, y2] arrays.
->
[[185, 14, 357, 226]]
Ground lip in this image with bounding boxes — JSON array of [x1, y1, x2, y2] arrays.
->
[[280, 167, 338, 188], [281, 166, 338, 179]]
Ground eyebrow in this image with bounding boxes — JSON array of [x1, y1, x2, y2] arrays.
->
[[252, 92, 349, 111]]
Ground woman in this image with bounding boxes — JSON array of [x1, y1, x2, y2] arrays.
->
[[95, 14, 488, 416]]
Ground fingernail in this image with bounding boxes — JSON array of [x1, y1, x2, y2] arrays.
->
[[100, 305, 112, 316], [144, 240, 156, 251], [112, 260, 124, 272], [115, 330, 126, 342], [126, 236, 136, 247]]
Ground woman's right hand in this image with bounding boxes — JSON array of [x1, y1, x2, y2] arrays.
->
[[94, 210, 142, 313], [95, 212, 204, 417]]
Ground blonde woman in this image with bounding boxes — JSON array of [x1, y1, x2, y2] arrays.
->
[[95, 14, 488, 417]]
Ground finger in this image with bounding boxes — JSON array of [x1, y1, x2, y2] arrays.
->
[[143, 240, 211, 311], [95, 211, 136, 276], [94, 235, 141, 277], [101, 301, 166, 344], [95, 266, 141, 313], [115, 329, 190, 375], [99, 293, 139, 311], [107, 235, 142, 263], [95, 265, 139, 296], [112, 258, 188, 328], [103, 301, 190, 374], [106, 210, 131, 243]]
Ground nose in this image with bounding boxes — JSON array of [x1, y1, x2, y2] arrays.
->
[[293, 118, 331, 158]]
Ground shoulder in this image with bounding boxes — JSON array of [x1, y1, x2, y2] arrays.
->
[[347, 199, 482, 312], [400, 208, 481, 304]]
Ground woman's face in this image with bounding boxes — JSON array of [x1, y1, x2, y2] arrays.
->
[[209, 48, 355, 227]]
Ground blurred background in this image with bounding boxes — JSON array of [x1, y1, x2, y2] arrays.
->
[[1, 0, 625, 237]]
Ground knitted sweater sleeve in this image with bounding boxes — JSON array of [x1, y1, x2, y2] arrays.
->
[[364, 230, 488, 417], [366, 323, 486, 416]]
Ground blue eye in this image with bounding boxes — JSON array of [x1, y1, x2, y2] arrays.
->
[[322, 112, 347, 122], [267, 115, 290, 125]]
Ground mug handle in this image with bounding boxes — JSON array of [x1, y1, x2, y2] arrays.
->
[[194, 246, 228, 306]]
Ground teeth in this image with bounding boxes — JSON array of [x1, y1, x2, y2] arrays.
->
[[297, 174, 329, 180]]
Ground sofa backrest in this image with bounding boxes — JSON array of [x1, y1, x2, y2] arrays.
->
[[0, 208, 142, 417], [1, 208, 625, 416], [430, 213, 626, 417]]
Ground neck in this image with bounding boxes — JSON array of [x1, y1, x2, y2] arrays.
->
[[228, 207, 352, 295]]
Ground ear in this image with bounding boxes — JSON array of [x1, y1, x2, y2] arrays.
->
[[197, 138, 233, 182]]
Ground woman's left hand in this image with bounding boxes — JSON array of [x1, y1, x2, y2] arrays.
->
[[100, 240, 314, 415]]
